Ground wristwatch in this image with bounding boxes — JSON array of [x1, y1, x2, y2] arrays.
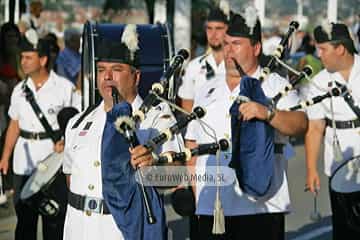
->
[[266, 106, 276, 122]]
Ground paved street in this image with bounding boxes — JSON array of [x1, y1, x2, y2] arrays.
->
[[0, 143, 334, 240]]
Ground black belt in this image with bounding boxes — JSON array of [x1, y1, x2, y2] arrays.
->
[[325, 118, 360, 129], [19, 129, 61, 140], [274, 144, 284, 154], [68, 191, 110, 215]]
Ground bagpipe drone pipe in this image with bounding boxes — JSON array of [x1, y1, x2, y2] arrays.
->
[[259, 21, 299, 82]]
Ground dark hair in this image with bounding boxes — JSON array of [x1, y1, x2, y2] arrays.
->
[[330, 39, 356, 55], [43, 33, 60, 71], [299, 34, 316, 54]]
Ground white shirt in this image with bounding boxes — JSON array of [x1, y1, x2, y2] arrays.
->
[[186, 67, 300, 216], [62, 96, 183, 240], [8, 71, 79, 175], [177, 52, 225, 100], [306, 54, 360, 176], [20, 13, 47, 37]]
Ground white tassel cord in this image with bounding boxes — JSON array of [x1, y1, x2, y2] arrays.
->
[[329, 78, 343, 162], [212, 149, 225, 234]]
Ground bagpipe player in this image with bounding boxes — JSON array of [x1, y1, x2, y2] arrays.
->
[[62, 24, 183, 240], [184, 6, 308, 240]]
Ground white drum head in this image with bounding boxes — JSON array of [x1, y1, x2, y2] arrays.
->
[[20, 152, 64, 200], [331, 156, 360, 193]]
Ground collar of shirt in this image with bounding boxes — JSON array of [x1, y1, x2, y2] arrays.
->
[[348, 54, 360, 85], [326, 54, 360, 86], [250, 66, 262, 79], [26, 70, 56, 93], [131, 94, 143, 111], [222, 66, 262, 96], [204, 53, 225, 73], [97, 95, 142, 117], [30, 15, 39, 27]]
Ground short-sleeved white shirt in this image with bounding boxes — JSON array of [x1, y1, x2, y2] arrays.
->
[[186, 67, 300, 216], [62, 96, 183, 240], [306, 54, 360, 176], [8, 71, 79, 175], [177, 53, 225, 100]]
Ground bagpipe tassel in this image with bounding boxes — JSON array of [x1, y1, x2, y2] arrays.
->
[[212, 150, 225, 234], [333, 136, 344, 162], [212, 190, 225, 234]]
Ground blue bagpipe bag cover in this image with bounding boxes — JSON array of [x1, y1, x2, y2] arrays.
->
[[229, 76, 275, 198], [101, 102, 167, 240]]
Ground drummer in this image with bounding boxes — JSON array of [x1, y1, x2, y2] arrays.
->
[[62, 24, 183, 240], [304, 22, 360, 238], [0, 29, 80, 240]]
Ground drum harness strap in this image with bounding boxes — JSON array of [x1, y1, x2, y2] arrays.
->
[[71, 103, 100, 129], [21, 79, 61, 143], [326, 81, 360, 129]]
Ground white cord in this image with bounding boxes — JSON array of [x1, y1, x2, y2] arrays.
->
[[329, 77, 343, 162], [154, 93, 218, 142], [275, 57, 301, 76]]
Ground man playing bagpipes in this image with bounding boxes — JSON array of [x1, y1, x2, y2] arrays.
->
[[304, 22, 360, 239], [62, 24, 183, 240], [185, 6, 307, 240]]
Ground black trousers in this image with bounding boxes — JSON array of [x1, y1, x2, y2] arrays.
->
[[13, 174, 65, 240], [197, 213, 285, 240], [329, 182, 360, 240]]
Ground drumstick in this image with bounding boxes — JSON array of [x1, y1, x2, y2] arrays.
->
[[310, 189, 321, 222], [0, 172, 4, 195], [0, 172, 7, 205]]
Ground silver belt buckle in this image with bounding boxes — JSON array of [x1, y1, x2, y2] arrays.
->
[[84, 196, 103, 214]]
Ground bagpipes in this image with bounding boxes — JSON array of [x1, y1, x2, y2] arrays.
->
[[132, 49, 189, 125], [287, 81, 360, 120], [116, 105, 205, 151], [157, 139, 229, 164], [113, 101, 205, 223], [229, 60, 276, 198], [271, 65, 313, 108], [103, 49, 212, 233], [287, 84, 346, 111], [229, 21, 310, 198], [259, 21, 299, 82]]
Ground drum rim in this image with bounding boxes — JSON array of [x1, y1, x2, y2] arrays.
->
[[82, 21, 173, 108], [20, 152, 64, 200], [330, 155, 360, 180], [330, 155, 360, 193]]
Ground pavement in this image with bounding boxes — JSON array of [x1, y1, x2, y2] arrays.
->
[[0, 143, 336, 240]]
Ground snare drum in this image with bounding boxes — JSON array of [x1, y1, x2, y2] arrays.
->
[[81, 22, 174, 110], [330, 155, 360, 231], [20, 152, 67, 217]]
